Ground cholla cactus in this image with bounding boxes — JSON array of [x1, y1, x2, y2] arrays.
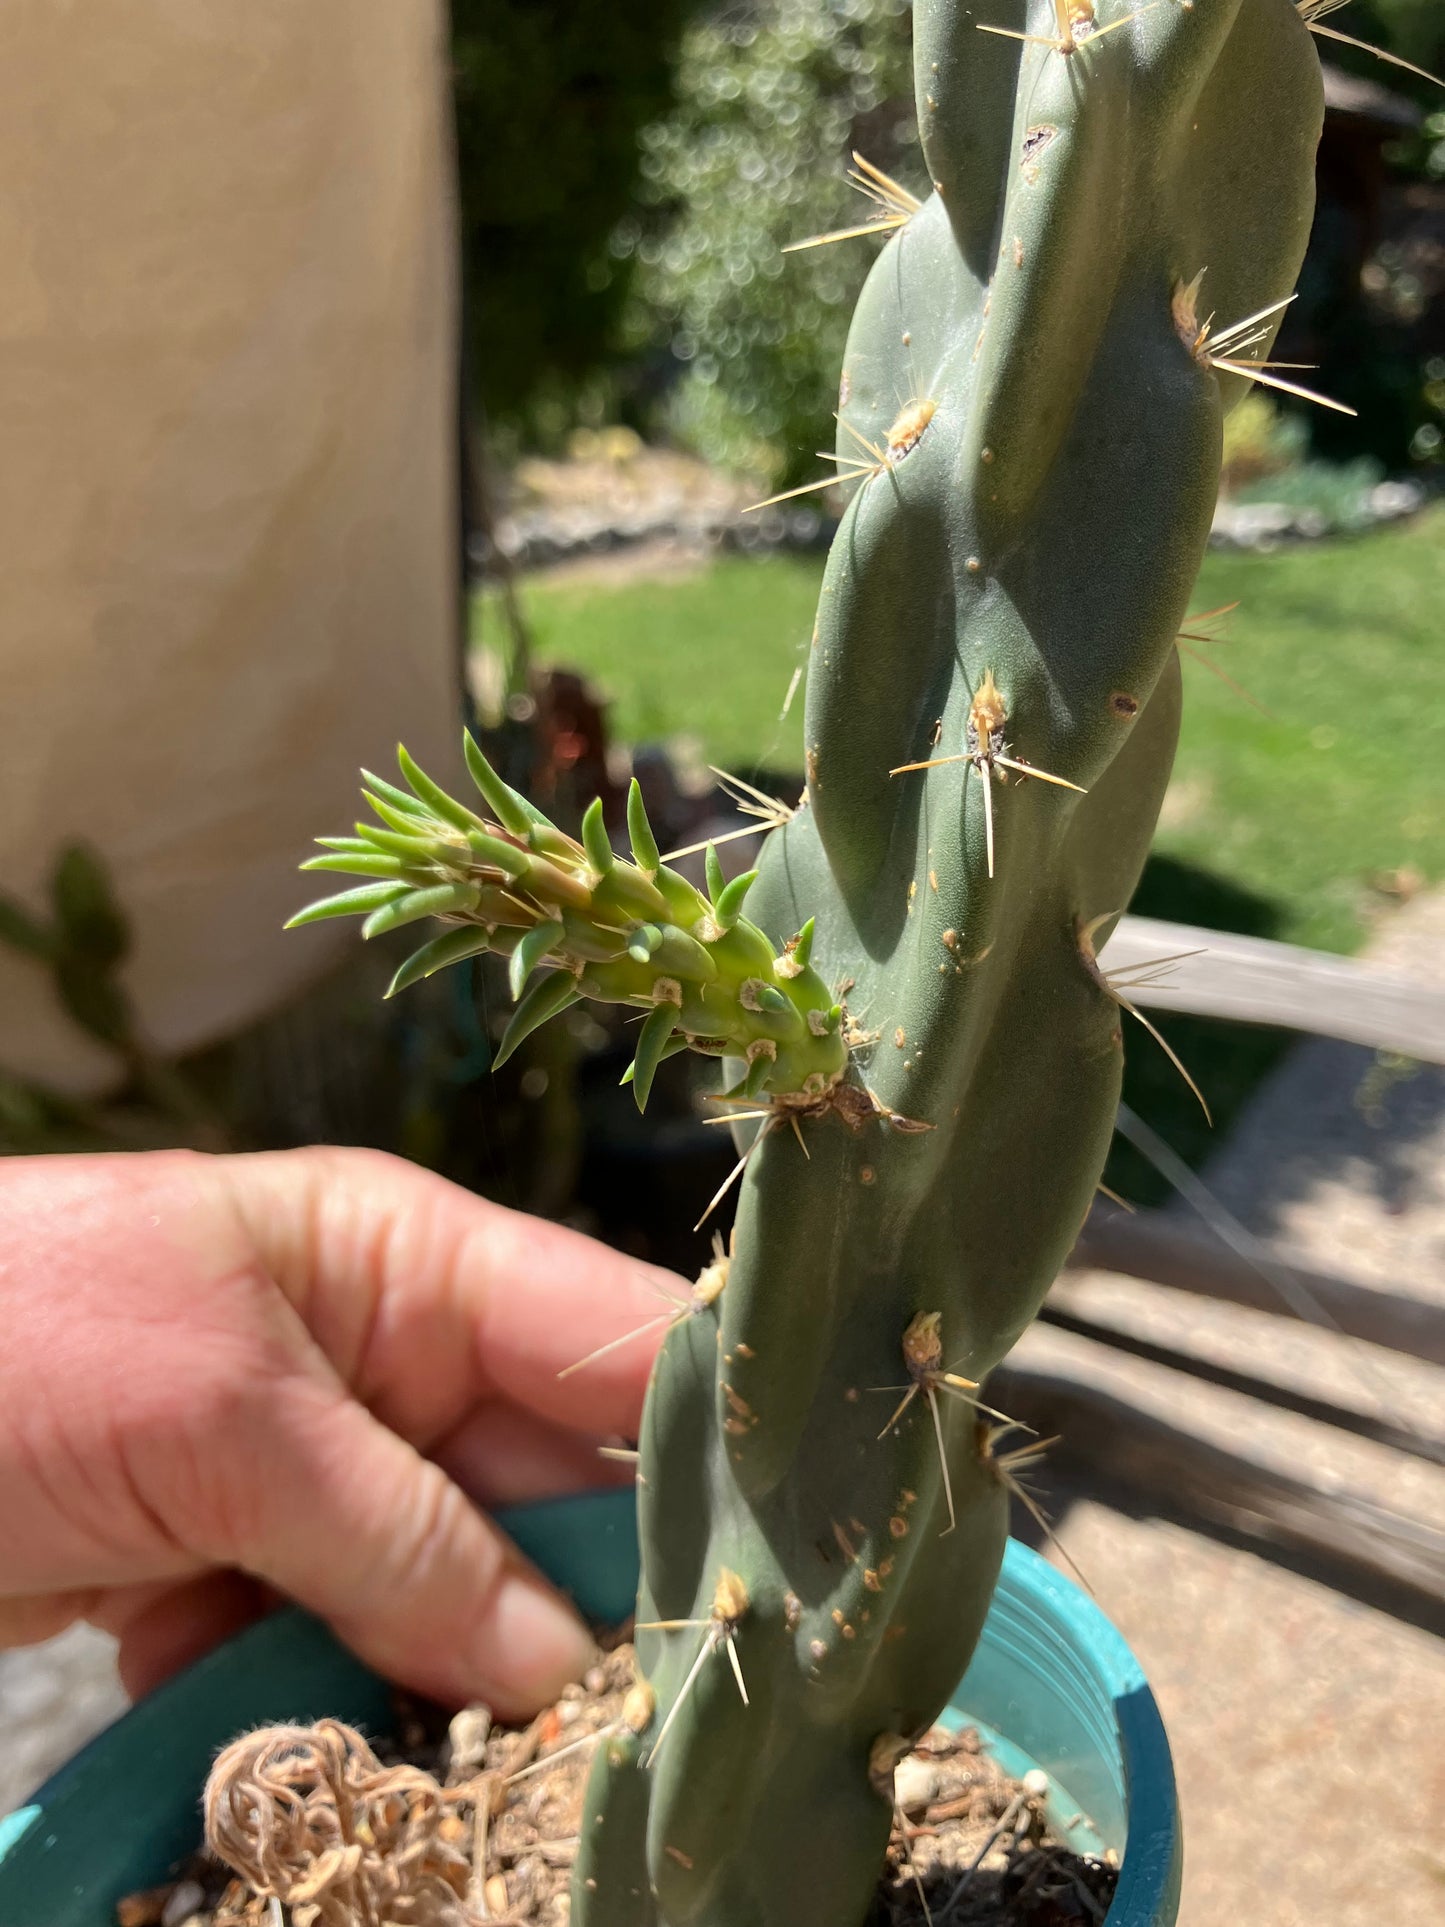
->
[[289, 743, 847, 1111], [296, 4, 1331, 1923]]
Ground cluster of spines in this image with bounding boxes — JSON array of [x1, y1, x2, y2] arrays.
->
[[288, 737, 849, 1107]]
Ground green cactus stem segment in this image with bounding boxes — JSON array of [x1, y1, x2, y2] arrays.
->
[[575, 3, 1327, 1919], [875, 1313, 1025, 1535], [288, 739, 847, 1107], [977, 0, 1155, 60], [890, 672, 1087, 878], [1077, 911, 1213, 1123], [558, 1237, 729, 1384], [634, 1568, 751, 1768], [1172, 271, 1357, 416]]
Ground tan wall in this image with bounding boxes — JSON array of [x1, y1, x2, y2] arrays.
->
[[0, 1, 461, 1091]]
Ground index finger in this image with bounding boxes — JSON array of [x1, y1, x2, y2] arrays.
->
[[228, 1146, 691, 1445]]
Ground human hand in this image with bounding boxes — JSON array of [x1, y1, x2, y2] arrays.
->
[[0, 1148, 679, 1714]]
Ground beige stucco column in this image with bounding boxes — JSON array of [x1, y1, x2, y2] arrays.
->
[[0, 1, 461, 1091]]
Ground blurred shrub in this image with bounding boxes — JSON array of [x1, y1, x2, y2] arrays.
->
[[1271, 1, 1445, 472], [452, 0, 693, 453], [1231, 452, 1387, 533], [1219, 395, 1306, 495], [616, 0, 917, 485]]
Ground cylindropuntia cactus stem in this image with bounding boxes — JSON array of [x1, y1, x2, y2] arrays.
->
[[291, 740, 847, 1106], [889, 668, 1087, 879], [636, 1568, 752, 1767], [288, 4, 1336, 1923], [573, 5, 1325, 1924]]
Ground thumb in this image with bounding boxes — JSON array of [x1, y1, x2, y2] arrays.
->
[[237, 1374, 596, 1714]]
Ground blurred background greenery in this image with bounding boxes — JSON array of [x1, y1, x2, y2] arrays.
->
[[6, 0, 1442, 1232], [461, 0, 1445, 475], [454, 0, 1443, 1214]]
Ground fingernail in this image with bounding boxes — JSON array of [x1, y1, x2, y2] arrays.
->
[[471, 1571, 596, 1713]]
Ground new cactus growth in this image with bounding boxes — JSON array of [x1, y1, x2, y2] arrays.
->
[[288, 749, 848, 1109], [295, 3, 1330, 1921]]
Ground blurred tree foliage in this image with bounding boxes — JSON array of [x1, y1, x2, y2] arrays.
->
[[451, 2, 1442, 478], [451, 0, 693, 453], [1348, 0, 1443, 74], [1272, 1, 1445, 469], [614, 0, 917, 485]]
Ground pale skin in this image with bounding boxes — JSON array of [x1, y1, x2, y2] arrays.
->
[[0, 1147, 679, 1715]]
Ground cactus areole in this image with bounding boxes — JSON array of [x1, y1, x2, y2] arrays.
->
[[294, 3, 1324, 1920]]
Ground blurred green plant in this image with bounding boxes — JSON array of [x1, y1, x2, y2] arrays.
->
[[0, 846, 227, 1151], [616, 0, 916, 484], [1277, 3, 1445, 469], [452, 0, 693, 453], [1220, 394, 1305, 493]]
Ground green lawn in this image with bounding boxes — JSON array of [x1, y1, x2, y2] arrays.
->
[[476, 507, 1445, 956]]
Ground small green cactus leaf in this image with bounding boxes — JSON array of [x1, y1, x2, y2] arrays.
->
[[650, 925, 719, 982], [299, 852, 404, 878], [314, 835, 385, 853], [792, 917, 816, 968], [494, 968, 579, 1069], [527, 820, 580, 861], [626, 779, 661, 877], [509, 918, 566, 1000], [386, 926, 494, 998], [739, 1052, 774, 1099], [466, 829, 530, 879], [364, 791, 441, 839], [704, 842, 727, 907], [397, 746, 485, 833], [559, 909, 630, 964], [756, 984, 791, 1015], [620, 1032, 692, 1082], [522, 854, 594, 911], [627, 923, 664, 965], [55, 955, 131, 1049], [360, 771, 431, 820], [463, 730, 534, 837], [591, 863, 671, 923], [581, 797, 615, 876], [284, 881, 411, 929], [713, 868, 759, 930], [361, 881, 480, 940], [357, 824, 443, 862], [630, 1003, 678, 1113]]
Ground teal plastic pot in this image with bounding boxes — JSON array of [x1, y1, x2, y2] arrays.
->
[[0, 1490, 1180, 1926]]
